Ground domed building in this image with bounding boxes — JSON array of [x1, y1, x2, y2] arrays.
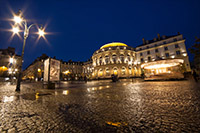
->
[[91, 42, 141, 79]]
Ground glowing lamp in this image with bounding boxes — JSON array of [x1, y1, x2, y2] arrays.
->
[[10, 58, 14, 63], [38, 29, 45, 36], [12, 27, 19, 34], [14, 16, 22, 24], [183, 53, 187, 56]]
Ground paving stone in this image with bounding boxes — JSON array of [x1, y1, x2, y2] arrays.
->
[[0, 80, 200, 132]]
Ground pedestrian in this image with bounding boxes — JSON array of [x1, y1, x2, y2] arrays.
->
[[84, 76, 87, 83], [192, 70, 198, 82]]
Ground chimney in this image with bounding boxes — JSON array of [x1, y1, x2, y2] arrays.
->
[[157, 33, 160, 40], [142, 38, 145, 44]]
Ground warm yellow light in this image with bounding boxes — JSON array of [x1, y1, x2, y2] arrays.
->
[[0, 66, 8, 71], [38, 68, 41, 72], [183, 53, 187, 56], [14, 16, 22, 24], [12, 27, 19, 34], [38, 29, 45, 36], [10, 58, 14, 63], [63, 90, 69, 95], [143, 63, 178, 69], [100, 42, 128, 49]]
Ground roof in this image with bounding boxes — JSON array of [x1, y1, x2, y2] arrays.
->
[[136, 35, 179, 48], [100, 42, 128, 49]]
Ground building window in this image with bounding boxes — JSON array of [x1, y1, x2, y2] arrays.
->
[[106, 68, 110, 76], [164, 46, 168, 51], [163, 41, 166, 44], [120, 54, 124, 63], [99, 57, 102, 65], [121, 67, 126, 75], [139, 48, 142, 50], [146, 46, 149, 49], [141, 58, 144, 63], [127, 54, 131, 61], [174, 38, 177, 42], [155, 49, 159, 53], [148, 56, 151, 61], [165, 53, 169, 57], [147, 51, 150, 55], [175, 44, 179, 48], [154, 44, 157, 47], [140, 53, 143, 56], [176, 50, 181, 55], [105, 56, 109, 64], [112, 55, 117, 63]]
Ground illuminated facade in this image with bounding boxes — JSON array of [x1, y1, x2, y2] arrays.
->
[[0, 47, 20, 78], [23, 55, 83, 81], [135, 33, 191, 80], [22, 33, 191, 81], [91, 42, 140, 79], [61, 60, 83, 80], [83, 33, 191, 80], [23, 54, 48, 81]]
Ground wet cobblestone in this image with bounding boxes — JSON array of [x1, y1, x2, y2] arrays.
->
[[0, 80, 200, 132]]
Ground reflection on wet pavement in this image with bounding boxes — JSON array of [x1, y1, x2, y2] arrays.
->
[[0, 80, 200, 132]]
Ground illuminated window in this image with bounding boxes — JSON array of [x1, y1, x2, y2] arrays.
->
[[105, 56, 109, 64], [121, 67, 126, 75], [112, 55, 117, 63], [106, 68, 110, 76], [127, 54, 130, 61], [113, 68, 118, 75], [99, 57, 102, 65], [129, 66, 132, 74], [120, 54, 124, 63]]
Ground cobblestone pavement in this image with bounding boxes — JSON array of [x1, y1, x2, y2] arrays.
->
[[0, 79, 200, 132]]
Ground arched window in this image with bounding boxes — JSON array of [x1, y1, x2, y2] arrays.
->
[[99, 57, 102, 65], [113, 67, 118, 75], [105, 55, 110, 64], [106, 68, 110, 76], [121, 67, 126, 75], [127, 54, 131, 62], [112, 54, 117, 63], [98, 69, 103, 77], [95, 58, 98, 66], [120, 54, 124, 63], [129, 66, 132, 74]]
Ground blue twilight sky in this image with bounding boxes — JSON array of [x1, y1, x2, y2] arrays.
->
[[0, 0, 200, 69]]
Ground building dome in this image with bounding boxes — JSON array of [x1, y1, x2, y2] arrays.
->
[[100, 42, 128, 49]]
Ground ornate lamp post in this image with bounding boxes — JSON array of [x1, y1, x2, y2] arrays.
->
[[12, 10, 45, 91]]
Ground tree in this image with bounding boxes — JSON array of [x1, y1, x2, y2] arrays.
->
[[189, 37, 200, 70]]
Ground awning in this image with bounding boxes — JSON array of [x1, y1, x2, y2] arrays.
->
[[141, 59, 184, 69]]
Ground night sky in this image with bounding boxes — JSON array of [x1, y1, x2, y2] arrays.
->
[[0, 0, 200, 69]]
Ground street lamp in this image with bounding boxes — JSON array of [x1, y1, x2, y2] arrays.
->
[[12, 10, 46, 91]]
